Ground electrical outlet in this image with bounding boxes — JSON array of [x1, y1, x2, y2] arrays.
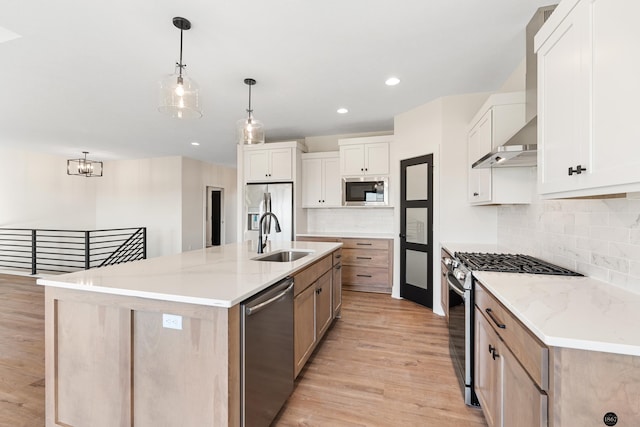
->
[[162, 313, 183, 330]]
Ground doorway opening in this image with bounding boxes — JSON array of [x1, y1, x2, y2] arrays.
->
[[206, 187, 224, 247], [399, 154, 434, 308]]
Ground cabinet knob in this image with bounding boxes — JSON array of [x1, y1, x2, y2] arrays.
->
[[319, 199, 321, 203], [365, 168, 368, 171], [361, 168, 364, 171], [473, 192, 479, 197], [568, 165, 587, 176]]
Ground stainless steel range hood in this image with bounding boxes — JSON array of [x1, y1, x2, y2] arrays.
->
[[472, 5, 556, 169]]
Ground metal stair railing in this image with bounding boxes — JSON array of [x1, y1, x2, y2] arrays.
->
[[0, 227, 147, 275]]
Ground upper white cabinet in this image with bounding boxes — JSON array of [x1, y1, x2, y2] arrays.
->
[[536, 0, 640, 198], [467, 92, 533, 205], [301, 152, 341, 208], [338, 136, 391, 176], [244, 144, 295, 182]]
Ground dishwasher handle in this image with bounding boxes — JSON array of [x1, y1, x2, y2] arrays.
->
[[245, 281, 294, 317]]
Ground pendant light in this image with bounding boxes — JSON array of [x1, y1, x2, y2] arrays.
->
[[237, 78, 265, 145], [67, 152, 103, 177], [158, 17, 202, 119]]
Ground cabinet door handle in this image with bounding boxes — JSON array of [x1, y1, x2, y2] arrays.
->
[[473, 192, 479, 197], [316, 288, 323, 294], [486, 308, 506, 329], [492, 348, 500, 360], [488, 344, 495, 354], [568, 165, 587, 176], [356, 256, 372, 260], [357, 274, 372, 278]]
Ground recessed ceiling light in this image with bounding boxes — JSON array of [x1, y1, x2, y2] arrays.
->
[[337, 108, 349, 114], [191, 142, 200, 146], [385, 77, 400, 86]]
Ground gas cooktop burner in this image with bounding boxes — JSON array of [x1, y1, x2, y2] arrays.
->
[[455, 252, 582, 276]]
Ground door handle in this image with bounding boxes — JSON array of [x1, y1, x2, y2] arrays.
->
[[399, 233, 406, 238]]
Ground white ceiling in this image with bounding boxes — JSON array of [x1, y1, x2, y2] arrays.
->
[[0, 0, 554, 167]]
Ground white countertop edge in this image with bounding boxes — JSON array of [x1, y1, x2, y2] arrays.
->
[[36, 241, 342, 307], [37, 279, 237, 308], [474, 271, 640, 357]]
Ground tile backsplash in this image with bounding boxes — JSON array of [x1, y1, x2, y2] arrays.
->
[[306, 208, 394, 234], [498, 192, 640, 293]]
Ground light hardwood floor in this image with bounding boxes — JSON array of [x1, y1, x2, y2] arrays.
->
[[0, 275, 486, 427], [0, 274, 45, 427], [275, 291, 487, 427]]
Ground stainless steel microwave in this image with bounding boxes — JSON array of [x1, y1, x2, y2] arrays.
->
[[342, 177, 389, 206]]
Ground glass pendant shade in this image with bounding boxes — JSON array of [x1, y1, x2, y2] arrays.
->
[[237, 115, 265, 145], [159, 66, 202, 119]]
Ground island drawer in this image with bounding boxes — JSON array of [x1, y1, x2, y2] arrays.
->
[[293, 255, 332, 296], [342, 265, 390, 293], [475, 282, 549, 391]]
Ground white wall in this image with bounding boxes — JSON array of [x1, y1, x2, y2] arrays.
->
[[95, 157, 183, 258], [306, 208, 394, 234], [181, 157, 237, 252], [0, 148, 96, 229]]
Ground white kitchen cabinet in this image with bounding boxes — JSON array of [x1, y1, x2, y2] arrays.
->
[[536, 0, 640, 198], [244, 146, 293, 182], [467, 92, 533, 205], [301, 152, 341, 208], [338, 136, 391, 176]]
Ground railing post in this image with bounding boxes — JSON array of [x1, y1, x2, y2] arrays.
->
[[31, 229, 37, 275], [143, 227, 147, 259], [85, 231, 90, 270]]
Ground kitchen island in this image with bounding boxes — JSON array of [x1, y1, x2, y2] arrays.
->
[[36, 240, 342, 427]]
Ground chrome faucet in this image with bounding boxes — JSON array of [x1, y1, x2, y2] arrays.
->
[[257, 212, 281, 253]]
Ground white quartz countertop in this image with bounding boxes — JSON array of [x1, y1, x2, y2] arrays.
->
[[298, 232, 395, 239], [36, 240, 341, 308], [474, 271, 640, 356]]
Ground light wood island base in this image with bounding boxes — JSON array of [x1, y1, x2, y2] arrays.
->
[[44, 286, 240, 427]]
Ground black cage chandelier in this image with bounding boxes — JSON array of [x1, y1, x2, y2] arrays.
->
[[67, 152, 103, 177]]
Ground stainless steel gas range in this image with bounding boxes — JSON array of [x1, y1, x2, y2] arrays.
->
[[442, 249, 582, 406]]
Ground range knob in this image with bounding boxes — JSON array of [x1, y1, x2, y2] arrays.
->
[[454, 268, 467, 281]]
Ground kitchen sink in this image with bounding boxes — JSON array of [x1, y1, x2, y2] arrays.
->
[[252, 250, 312, 262]]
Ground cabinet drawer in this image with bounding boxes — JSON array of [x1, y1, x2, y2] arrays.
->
[[293, 255, 332, 296], [332, 248, 342, 265], [342, 265, 389, 286], [342, 248, 388, 267], [476, 283, 549, 390], [341, 238, 389, 251]]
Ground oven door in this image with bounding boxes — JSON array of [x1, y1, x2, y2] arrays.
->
[[447, 272, 477, 405]]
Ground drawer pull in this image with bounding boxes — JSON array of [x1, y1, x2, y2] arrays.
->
[[357, 274, 372, 278], [335, 254, 342, 259], [356, 243, 372, 246], [357, 256, 372, 260], [335, 265, 342, 270], [488, 344, 495, 354], [486, 308, 506, 329]]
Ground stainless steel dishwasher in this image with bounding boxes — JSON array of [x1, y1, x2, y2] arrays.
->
[[241, 277, 294, 427]]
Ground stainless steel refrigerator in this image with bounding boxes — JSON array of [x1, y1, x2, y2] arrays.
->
[[244, 182, 293, 243]]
